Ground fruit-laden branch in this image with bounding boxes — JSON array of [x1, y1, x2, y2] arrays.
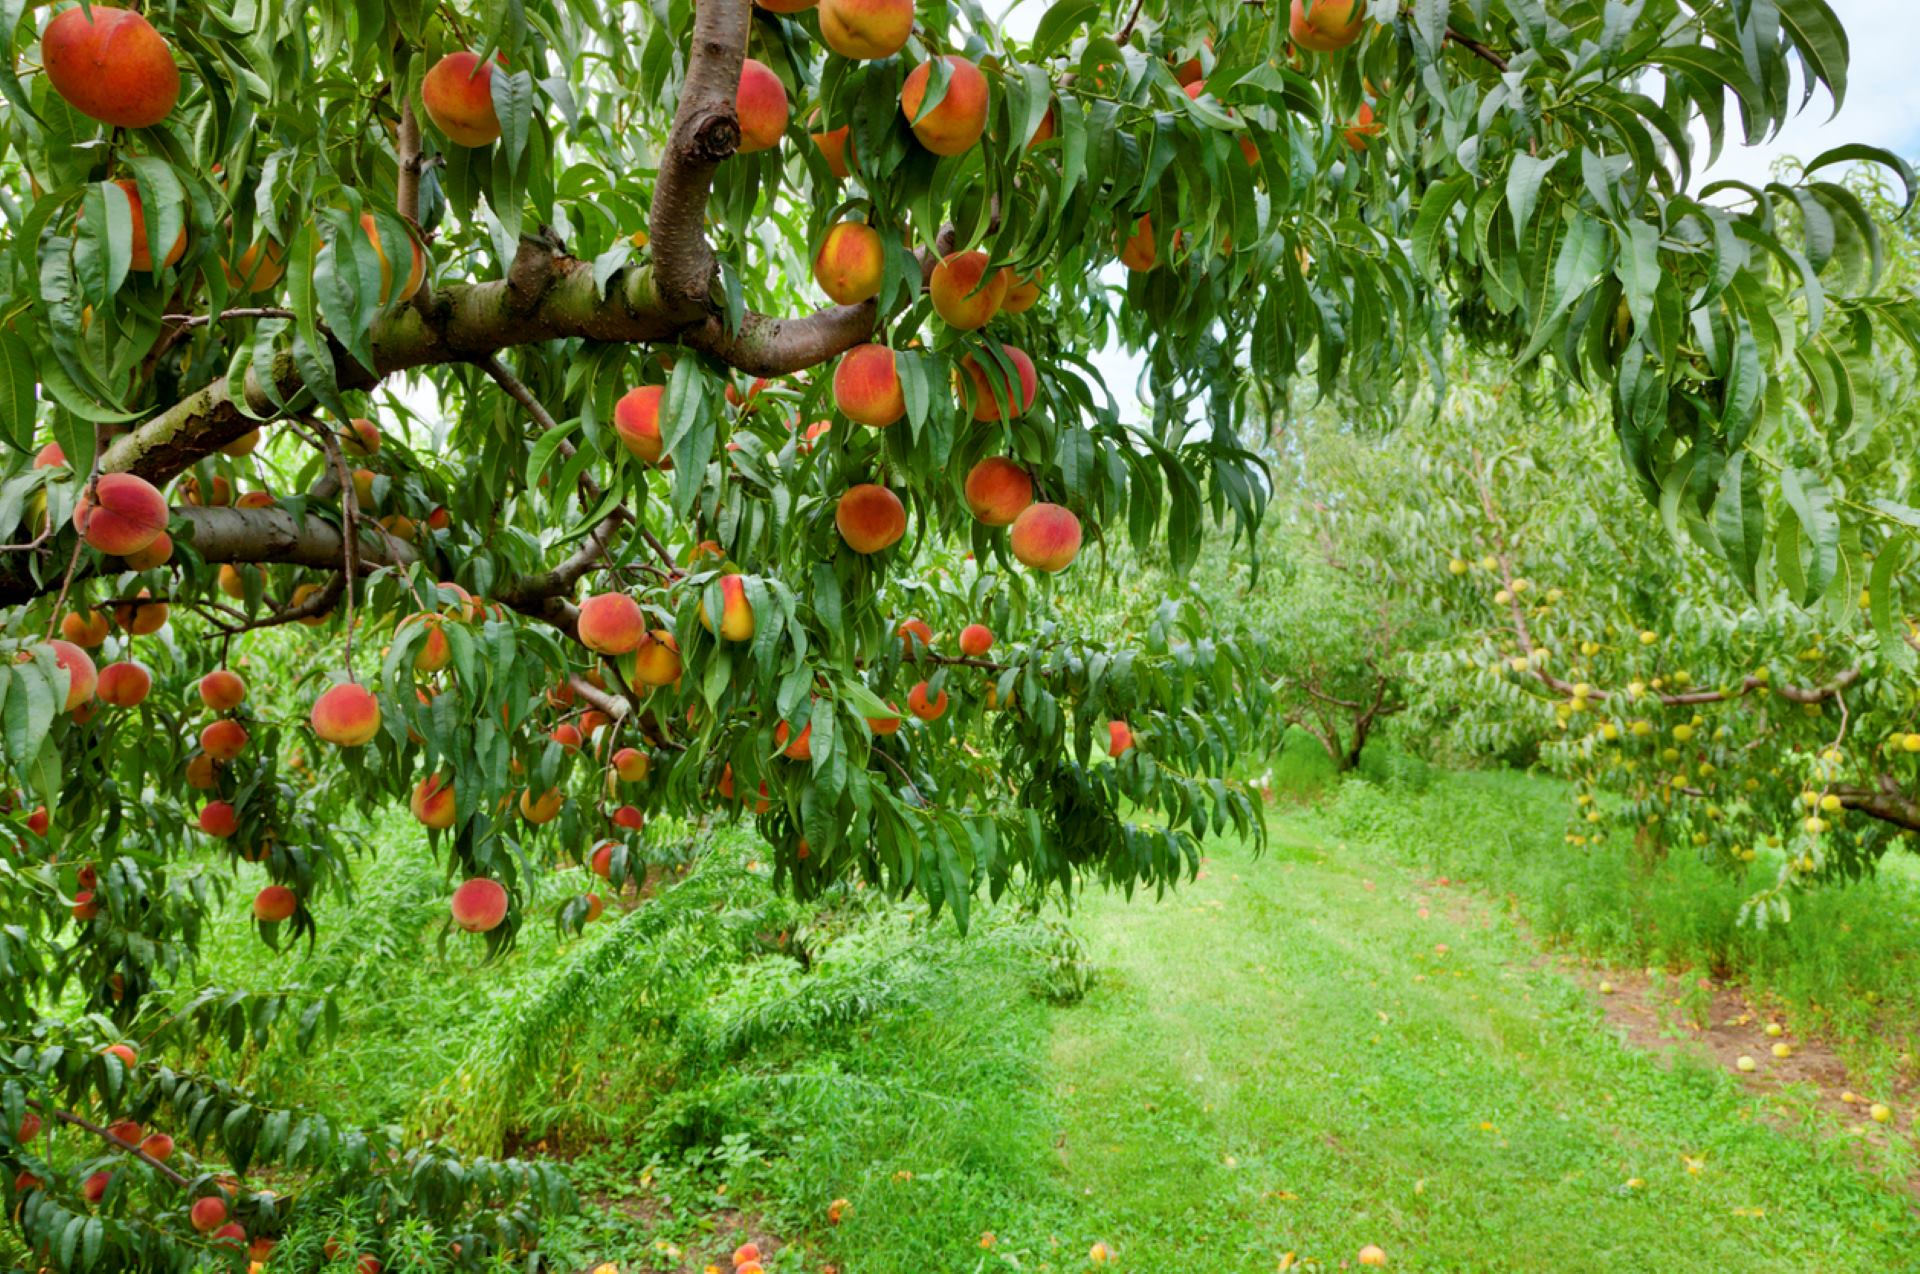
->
[[1833, 779, 1920, 833], [648, 0, 748, 315], [25, 1099, 191, 1189]]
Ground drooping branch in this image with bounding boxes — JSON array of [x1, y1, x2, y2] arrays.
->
[[26, 1099, 192, 1190]]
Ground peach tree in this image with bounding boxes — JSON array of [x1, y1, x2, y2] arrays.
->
[[0, 0, 1906, 1266]]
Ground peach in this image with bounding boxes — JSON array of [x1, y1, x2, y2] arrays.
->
[[17, 1112, 40, 1142], [311, 682, 381, 747], [34, 442, 67, 469], [611, 804, 645, 830], [212, 1223, 246, 1247], [959, 345, 1038, 421], [221, 428, 261, 457], [421, 51, 501, 147], [44, 639, 98, 710], [114, 589, 168, 634], [104, 1043, 136, 1067], [634, 629, 683, 686], [73, 472, 168, 556], [105, 1120, 141, 1146], [810, 122, 855, 180], [613, 747, 651, 782], [579, 709, 610, 736], [836, 483, 906, 554], [72, 890, 99, 921], [61, 609, 110, 647], [290, 582, 332, 626], [83, 1170, 112, 1203], [200, 719, 249, 761], [139, 1132, 173, 1161], [357, 212, 424, 305], [929, 251, 1008, 330], [897, 617, 932, 655], [813, 220, 886, 306], [198, 801, 238, 838], [28, 807, 49, 835], [199, 669, 247, 710], [578, 591, 646, 655], [551, 723, 584, 751], [908, 680, 948, 721], [1028, 105, 1056, 148], [589, 840, 618, 879], [1184, 80, 1259, 163], [775, 719, 813, 760], [121, 532, 172, 570], [819, 0, 914, 60], [185, 754, 219, 789], [959, 624, 994, 656], [350, 468, 376, 509], [520, 787, 563, 824], [582, 892, 605, 922], [223, 239, 285, 292], [699, 575, 755, 641], [1108, 720, 1134, 757], [614, 385, 665, 463], [1002, 272, 1044, 313], [218, 563, 251, 599], [96, 660, 150, 707], [900, 56, 990, 156], [189, 1196, 227, 1233], [1172, 37, 1212, 86], [867, 706, 902, 735], [411, 775, 456, 829], [735, 1243, 763, 1267], [451, 878, 508, 933], [736, 58, 789, 154], [42, 6, 180, 129], [1119, 214, 1157, 271], [1290, 0, 1369, 52], [1344, 101, 1383, 151], [833, 344, 905, 426], [114, 179, 186, 271], [963, 457, 1034, 526], [341, 417, 381, 457], [426, 505, 450, 530], [252, 884, 297, 922], [1010, 502, 1083, 572]]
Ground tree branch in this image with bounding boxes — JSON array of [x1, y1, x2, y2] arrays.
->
[[27, 1100, 192, 1190], [397, 98, 424, 226], [648, 0, 750, 314]]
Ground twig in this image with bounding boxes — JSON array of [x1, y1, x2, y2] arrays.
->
[[0, 524, 55, 554], [1445, 24, 1510, 72], [159, 308, 295, 329], [1116, 0, 1147, 47]]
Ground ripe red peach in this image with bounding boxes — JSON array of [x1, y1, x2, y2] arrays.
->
[[867, 706, 903, 735], [578, 591, 646, 655], [1010, 502, 1083, 572], [185, 754, 219, 789], [82, 1170, 112, 1204], [451, 878, 509, 933], [72, 890, 100, 921], [900, 56, 990, 156], [836, 483, 907, 554], [520, 788, 563, 824], [198, 801, 238, 838], [341, 417, 381, 457], [959, 345, 1038, 421], [33, 442, 65, 469], [959, 624, 994, 657], [42, 6, 180, 129], [908, 681, 948, 721], [612, 747, 651, 782], [199, 669, 247, 710], [833, 344, 906, 427], [97, 660, 150, 707], [634, 629, 683, 686], [582, 892, 605, 922], [311, 682, 381, 747], [551, 723, 584, 752], [589, 840, 618, 880], [964, 457, 1034, 526], [1120, 214, 1158, 272], [421, 51, 501, 147], [775, 719, 813, 760], [139, 1132, 173, 1161], [810, 122, 855, 180], [1108, 720, 1135, 757], [819, 0, 914, 60], [699, 575, 755, 642], [357, 213, 424, 305], [411, 775, 456, 829], [189, 1196, 227, 1233], [44, 639, 98, 711], [611, 804, 645, 830], [614, 385, 665, 463], [929, 251, 1008, 330], [200, 719, 249, 761], [252, 884, 297, 922], [736, 58, 790, 154], [897, 617, 933, 655], [813, 220, 886, 306], [111, 179, 186, 271], [73, 472, 169, 556], [105, 1043, 136, 1067]]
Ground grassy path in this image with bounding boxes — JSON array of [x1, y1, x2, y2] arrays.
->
[[1033, 813, 1919, 1272]]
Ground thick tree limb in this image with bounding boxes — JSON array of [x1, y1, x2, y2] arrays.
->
[[648, 0, 750, 314]]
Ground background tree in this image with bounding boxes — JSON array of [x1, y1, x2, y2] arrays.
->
[[0, 0, 1907, 1266]]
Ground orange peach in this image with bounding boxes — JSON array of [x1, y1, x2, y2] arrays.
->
[[1002, 272, 1044, 313], [589, 840, 619, 879], [200, 669, 247, 710], [72, 892, 100, 922], [198, 801, 238, 838], [698, 575, 755, 641], [813, 220, 886, 306], [111, 179, 185, 271], [221, 429, 261, 458], [897, 617, 933, 655], [611, 804, 644, 830], [614, 385, 665, 463], [959, 624, 993, 656], [634, 629, 683, 686], [185, 754, 219, 789], [73, 472, 168, 556], [908, 680, 948, 721], [104, 1043, 136, 1067], [958, 345, 1038, 421], [1344, 101, 1383, 151], [1290, 0, 1369, 52], [775, 719, 813, 760], [612, 747, 651, 782], [139, 1132, 173, 1161], [929, 251, 1008, 330], [1108, 720, 1134, 757], [217, 564, 251, 599], [578, 591, 646, 655], [835, 483, 906, 554], [200, 719, 249, 761], [341, 417, 381, 457], [867, 706, 903, 735], [113, 588, 168, 634], [551, 723, 584, 751], [44, 639, 97, 711], [810, 122, 855, 179], [819, 0, 914, 60], [34, 442, 67, 469], [289, 582, 332, 626], [179, 474, 232, 507], [450, 878, 508, 933], [42, 6, 180, 129], [963, 457, 1034, 526], [121, 531, 172, 570], [252, 884, 297, 922], [421, 51, 501, 147], [411, 774, 456, 829], [357, 212, 424, 305], [1010, 502, 1083, 572], [520, 787, 563, 824], [833, 344, 905, 427], [61, 609, 110, 647], [96, 660, 150, 707], [223, 239, 285, 292], [1027, 105, 1056, 148], [736, 58, 790, 154], [900, 56, 990, 156], [582, 892, 605, 922], [1120, 214, 1157, 272], [311, 682, 381, 747]]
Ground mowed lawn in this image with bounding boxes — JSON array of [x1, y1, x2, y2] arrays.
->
[[1033, 816, 1919, 1272]]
